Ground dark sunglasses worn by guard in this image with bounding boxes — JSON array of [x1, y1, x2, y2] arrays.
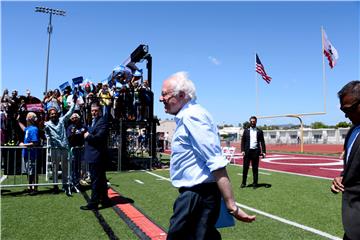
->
[[340, 99, 360, 114]]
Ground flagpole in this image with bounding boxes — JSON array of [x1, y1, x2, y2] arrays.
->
[[321, 26, 327, 113], [255, 53, 259, 115]]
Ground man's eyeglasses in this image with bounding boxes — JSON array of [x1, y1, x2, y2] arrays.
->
[[160, 91, 176, 101], [340, 99, 360, 114], [161, 91, 174, 97]]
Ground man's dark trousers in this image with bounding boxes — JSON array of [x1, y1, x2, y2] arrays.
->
[[167, 182, 221, 240], [242, 149, 260, 185], [88, 162, 108, 206]]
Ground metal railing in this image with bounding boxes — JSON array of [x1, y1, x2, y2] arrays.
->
[[0, 145, 89, 189], [1, 146, 54, 188]]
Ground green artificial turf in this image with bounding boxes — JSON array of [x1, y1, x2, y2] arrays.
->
[[108, 166, 343, 240], [1, 165, 343, 240], [1, 186, 137, 240]]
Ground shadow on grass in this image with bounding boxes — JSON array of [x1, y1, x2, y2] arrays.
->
[[109, 195, 135, 205], [79, 187, 134, 210], [1, 188, 58, 197], [244, 183, 272, 189]]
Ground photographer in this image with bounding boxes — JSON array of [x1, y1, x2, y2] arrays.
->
[[67, 113, 87, 188]]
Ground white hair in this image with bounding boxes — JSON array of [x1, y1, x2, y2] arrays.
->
[[168, 71, 197, 100], [26, 112, 37, 124]]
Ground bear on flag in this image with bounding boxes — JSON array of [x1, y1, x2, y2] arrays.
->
[[322, 29, 339, 69]]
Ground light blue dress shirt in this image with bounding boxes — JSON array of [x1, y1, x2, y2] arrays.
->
[[170, 100, 228, 188]]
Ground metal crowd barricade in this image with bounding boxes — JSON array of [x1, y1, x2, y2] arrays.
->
[[0, 145, 55, 188], [0, 145, 88, 189], [1, 141, 129, 190]]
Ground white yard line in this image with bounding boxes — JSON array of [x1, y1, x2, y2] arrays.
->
[[230, 163, 333, 180], [0, 175, 7, 183], [144, 170, 172, 181], [144, 170, 341, 240], [134, 179, 144, 184], [236, 203, 341, 240]]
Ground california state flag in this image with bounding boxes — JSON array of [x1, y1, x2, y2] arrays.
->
[[322, 29, 339, 69]]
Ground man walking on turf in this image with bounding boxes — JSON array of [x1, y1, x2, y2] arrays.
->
[[240, 116, 266, 189], [331, 80, 360, 240], [160, 71, 255, 240]]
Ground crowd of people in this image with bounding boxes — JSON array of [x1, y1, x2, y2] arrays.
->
[[0, 65, 154, 147], [1, 65, 155, 196]]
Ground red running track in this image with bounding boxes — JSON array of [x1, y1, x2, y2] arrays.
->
[[223, 143, 343, 155], [166, 148, 343, 179], [230, 153, 343, 179]]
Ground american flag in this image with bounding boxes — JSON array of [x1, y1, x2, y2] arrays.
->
[[256, 54, 272, 84]]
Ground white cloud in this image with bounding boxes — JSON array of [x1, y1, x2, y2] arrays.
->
[[208, 56, 221, 65]]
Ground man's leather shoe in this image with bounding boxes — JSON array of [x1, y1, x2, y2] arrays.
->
[[253, 183, 258, 189], [240, 184, 246, 188], [101, 200, 112, 208], [80, 204, 98, 210]]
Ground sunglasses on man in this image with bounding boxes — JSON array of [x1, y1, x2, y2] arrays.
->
[[340, 99, 360, 114]]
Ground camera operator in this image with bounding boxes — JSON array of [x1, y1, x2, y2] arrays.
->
[[67, 113, 87, 188]]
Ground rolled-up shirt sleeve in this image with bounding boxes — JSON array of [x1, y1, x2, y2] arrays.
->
[[183, 113, 228, 172]]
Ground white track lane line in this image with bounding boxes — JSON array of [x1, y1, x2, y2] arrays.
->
[[230, 163, 333, 180], [320, 168, 343, 171], [144, 170, 341, 240]]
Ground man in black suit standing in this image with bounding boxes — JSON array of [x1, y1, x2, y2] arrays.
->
[[331, 81, 360, 240], [240, 116, 266, 189], [80, 102, 111, 210]]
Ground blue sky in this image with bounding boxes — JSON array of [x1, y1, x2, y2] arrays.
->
[[2, 1, 359, 126]]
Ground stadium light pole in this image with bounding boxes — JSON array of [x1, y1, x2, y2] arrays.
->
[[35, 6, 66, 95]]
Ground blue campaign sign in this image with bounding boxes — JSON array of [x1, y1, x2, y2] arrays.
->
[[72, 76, 84, 85], [59, 81, 70, 91]]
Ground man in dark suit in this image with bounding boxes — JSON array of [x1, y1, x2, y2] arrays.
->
[[80, 102, 111, 210], [331, 81, 360, 240], [240, 116, 266, 189]]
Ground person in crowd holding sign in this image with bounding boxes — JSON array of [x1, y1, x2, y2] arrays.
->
[[97, 82, 113, 120], [159, 71, 255, 240], [44, 94, 77, 195]]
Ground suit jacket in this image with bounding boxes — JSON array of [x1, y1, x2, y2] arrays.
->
[[341, 125, 360, 240], [84, 117, 109, 163], [241, 127, 266, 155]]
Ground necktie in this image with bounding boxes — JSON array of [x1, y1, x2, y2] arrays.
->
[[91, 118, 96, 128]]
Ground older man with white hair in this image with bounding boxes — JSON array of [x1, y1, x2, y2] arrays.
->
[[160, 72, 255, 240]]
